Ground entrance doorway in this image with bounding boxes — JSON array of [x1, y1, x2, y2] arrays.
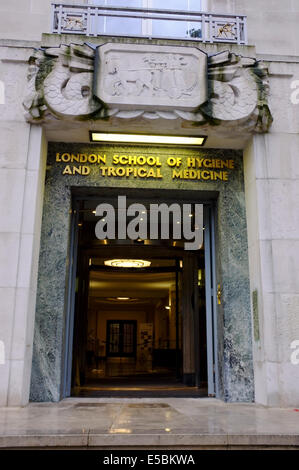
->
[[65, 190, 216, 398]]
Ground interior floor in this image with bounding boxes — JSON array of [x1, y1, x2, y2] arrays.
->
[[73, 358, 207, 397], [73, 375, 207, 398], [85, 358, 176, 378]]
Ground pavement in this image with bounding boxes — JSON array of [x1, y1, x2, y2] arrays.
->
[[0, 397, 299, 449]]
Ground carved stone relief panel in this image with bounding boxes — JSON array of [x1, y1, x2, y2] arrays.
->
[[94, 43, 207, 111]]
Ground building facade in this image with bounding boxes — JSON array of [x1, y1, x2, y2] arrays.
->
[[0, 0, 299, 407]]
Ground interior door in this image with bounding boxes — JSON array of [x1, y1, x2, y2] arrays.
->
[[106, 320, 137, 358]]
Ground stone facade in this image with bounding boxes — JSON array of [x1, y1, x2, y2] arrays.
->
[[0, 0, 299, 407]]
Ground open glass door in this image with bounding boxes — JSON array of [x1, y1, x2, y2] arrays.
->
[[63, 193, 216, 399], [203, 204, 218, 397]]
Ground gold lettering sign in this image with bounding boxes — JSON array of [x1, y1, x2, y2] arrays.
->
[[172, 169, 228, 181], [56, 152, 106, 164], [55, 152, 235, 181]]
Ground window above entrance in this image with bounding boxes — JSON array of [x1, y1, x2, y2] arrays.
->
[[51, 2, 247, 44]]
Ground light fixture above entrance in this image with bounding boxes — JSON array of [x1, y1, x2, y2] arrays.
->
[[90, 132, 206, 147], [104, 259, 151, 268]]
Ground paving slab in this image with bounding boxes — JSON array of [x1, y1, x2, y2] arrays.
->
[[0, 398, 298, 449]]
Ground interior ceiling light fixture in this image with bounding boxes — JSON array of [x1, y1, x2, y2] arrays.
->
[[104, 259, 151, 268], [106, 297, 138, 302], [90, 132, 206, 147]]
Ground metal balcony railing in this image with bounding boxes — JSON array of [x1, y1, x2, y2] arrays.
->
[[51, 3, 247, 45]]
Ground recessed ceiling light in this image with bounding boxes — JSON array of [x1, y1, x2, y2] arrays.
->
[[104, 259, 151, 268], [90, 132, 206, 146], [106, 297, 138, 302]]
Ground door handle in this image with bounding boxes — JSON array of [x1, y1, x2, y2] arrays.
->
[[217, 284, 221, 305]]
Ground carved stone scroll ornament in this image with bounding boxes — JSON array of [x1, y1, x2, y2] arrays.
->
[[23, 43, 272, 133], [23, 44, 102, 121]]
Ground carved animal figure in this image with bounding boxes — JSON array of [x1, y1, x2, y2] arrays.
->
[[63, 16, 84, 31], [217, 23, 234, 39], [105, 56, 197, 99], [202, 68, 258, 122], [105, 58, 154, 96], [43, 63, 100, 117]]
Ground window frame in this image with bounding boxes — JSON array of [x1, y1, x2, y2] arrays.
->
[[87, 0, 205, 37]]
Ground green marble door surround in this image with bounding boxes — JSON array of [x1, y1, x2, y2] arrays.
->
[[30, 143, 254, 402]]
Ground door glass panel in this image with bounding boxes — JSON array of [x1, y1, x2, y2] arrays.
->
[[123, 323, 134, 354], [151, 0, 202, 39], [152, 0, 201, 9], [105, 17, 142, 35], [109, 322, 120, 354], [151, 20, 202, 39], [89, 0, 141, 4], [106, 0, 142, 35], [189, 0, 202, 10], [89, 0, 142, 35], [89, 0, 202, 37], [107, 321, 136, 356]]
